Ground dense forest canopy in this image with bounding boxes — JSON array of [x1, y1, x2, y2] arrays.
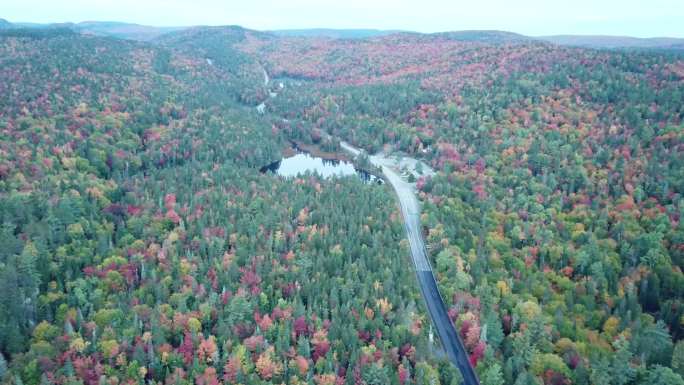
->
[[0, 23, 683, 385]]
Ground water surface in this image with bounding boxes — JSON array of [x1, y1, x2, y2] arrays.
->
[[261, 151, 381, 183]]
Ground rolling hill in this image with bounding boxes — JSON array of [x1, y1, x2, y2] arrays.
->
[[539, 34, 684, 49], [2, 17, 684, 50], [0, 21, 683, 385], [271, 28, 402, 39]]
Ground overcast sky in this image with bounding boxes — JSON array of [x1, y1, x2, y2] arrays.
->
[[3, 0, 684, 37]]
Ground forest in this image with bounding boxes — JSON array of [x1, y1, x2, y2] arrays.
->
[[0, 24, 683, 385]]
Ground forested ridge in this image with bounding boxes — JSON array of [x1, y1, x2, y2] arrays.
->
[[0, 25, 683, 385]]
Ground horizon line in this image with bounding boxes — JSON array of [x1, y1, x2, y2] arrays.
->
[[3, 18, 684, 40]]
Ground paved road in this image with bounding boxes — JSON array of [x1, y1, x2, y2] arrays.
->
[[263, 71, 479, 383], [341, 142, 480, 385]]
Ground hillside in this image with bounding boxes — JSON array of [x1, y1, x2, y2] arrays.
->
[[0, 19, 187, 40], [435, 30, 532, 43], [539, 35, 684, 50], [0, 27, 454, 385], [73, 21, 186, 41], [237, 26, 684, 384], [272, 28, 402, 39], [1, 22, 684, 385], [3, 17, 684, 50]]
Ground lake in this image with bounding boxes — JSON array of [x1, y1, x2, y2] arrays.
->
[[260, 152, 381, 184]]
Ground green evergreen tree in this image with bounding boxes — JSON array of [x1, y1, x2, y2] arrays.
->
[[640, 365, 684, 385]]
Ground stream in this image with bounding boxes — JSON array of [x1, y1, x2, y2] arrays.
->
[[256, 67, 272, 114]]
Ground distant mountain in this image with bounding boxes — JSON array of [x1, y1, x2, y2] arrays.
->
[[434, 30, 532, 43], [11, 21, 70, 29], [0, 19, 185, 40], [273, 28, 683, 49], [538, 35, 684, 50], [272, 29, 534, 44], [0, 26, 76, 39], [3, 18, 684, 50], [156, 25, 272, 47], [73, 21, 186, 41], [271, 28, 403, 39]]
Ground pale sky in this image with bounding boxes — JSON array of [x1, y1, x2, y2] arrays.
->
[[3, 0, 684, 38]]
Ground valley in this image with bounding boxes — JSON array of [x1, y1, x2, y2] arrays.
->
[[0, 18, 683, 385]]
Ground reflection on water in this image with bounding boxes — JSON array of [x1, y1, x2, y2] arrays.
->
[[261, 152, 381, 184]]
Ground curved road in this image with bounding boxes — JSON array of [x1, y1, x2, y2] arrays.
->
[[258, 68, 478, 384], [341, 142, 480, 385]]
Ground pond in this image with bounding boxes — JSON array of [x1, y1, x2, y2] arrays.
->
[[260, 151, 382, 184]]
